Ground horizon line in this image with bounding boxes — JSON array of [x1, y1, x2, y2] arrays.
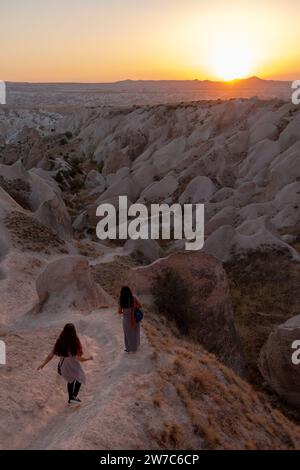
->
[[4, 76, 294, 85]]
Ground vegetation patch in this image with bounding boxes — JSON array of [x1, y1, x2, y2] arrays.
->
[[5, 211, 67, 253], [0, 176, 31, 210], [91, 256, 137, 297], [143, 307, 300, 450], [226, 250, 300, 423]]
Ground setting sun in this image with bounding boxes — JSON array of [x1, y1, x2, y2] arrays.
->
[[210, 39, 255, 81]]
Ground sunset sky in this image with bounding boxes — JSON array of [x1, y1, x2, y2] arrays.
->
[[1, 0, 300, 82]]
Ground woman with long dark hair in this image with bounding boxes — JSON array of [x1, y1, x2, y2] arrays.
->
[[118, 286, 141, 353], [37, 323, 93, 404]]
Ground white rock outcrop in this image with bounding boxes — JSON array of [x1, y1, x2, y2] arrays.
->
[[35, 255, 113, 312]]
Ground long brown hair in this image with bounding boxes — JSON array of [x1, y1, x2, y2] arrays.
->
[[119, 286, 133, 309], [53, 323, 83, 357]]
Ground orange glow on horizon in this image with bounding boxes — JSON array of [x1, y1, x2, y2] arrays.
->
[[0, 0, 299, 83]]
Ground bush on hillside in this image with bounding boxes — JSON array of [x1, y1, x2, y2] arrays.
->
[[152, 267, 195, 335]]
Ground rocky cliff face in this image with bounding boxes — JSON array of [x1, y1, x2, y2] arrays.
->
[[128, 251, 244, 374], [259, 315, 300, 406]]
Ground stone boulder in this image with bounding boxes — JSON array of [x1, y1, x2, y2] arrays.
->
[[0, 160, 72, 239], [179, 175, 216, 204], [85, 170, 106, 192], [73, 210, 89, 232], [268, 141, 300, 193], [206, 206, 236, 236], [34, 198, 72, 240], [140, 175, 178, 202], [36, 255, 113, 312], [127, 251, 243, 374], [124, 238, 163, 264], [239, 139, 280, 182], [132, 162, 156, 191], [29, 168, 61, 193], [204, 223, 299, 263], [259, 315, 300, 406], [279, 115, 300, 152], [97, 176, 140, 203], [103, 151, 131, 175]]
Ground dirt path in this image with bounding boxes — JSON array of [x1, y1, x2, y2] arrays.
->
[[19, 308, 156, 450]]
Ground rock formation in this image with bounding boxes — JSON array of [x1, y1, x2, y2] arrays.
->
[[259, 315, 300, 406], [35, 255, 113, 312], [128, 251, 244, 374]]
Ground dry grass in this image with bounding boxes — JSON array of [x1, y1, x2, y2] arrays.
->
[[159, 423, 187, 450], [91, 256, 139, 297], [5, 211, 67, 254], [225, 250, 300, 423], [0, 176, 31, 210], [74, 240, 99, 258], [143, 306, 300, 450], [152, 393, 163, 408]]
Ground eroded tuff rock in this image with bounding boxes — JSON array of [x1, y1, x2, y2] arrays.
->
[[124, 238, 163, 264], [2, 98, 299, 263], [127, 251, 244, 374], [0, 160, 72, 239], [259, 315, 300, 406], [35, 255, 114, 312], [85, 170, 106, 191]]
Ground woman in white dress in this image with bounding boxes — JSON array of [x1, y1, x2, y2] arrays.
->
[[37, 323, 93, 404]]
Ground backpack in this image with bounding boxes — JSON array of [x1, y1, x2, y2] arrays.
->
[[134, 306, 144, 323], [133, 297, 144, 323]]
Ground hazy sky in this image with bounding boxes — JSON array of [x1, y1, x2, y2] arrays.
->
[[1, 0, 300, 82]]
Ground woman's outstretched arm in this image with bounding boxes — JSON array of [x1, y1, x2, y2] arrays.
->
[[77, 354, 94, 362], [37, 351, 55, 370]]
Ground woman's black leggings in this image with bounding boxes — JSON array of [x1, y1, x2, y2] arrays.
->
[[67, 381, 81, 401]]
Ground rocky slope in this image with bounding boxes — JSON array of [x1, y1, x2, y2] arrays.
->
[[0, 94, 300, 449], [2, 97, 299, 263]]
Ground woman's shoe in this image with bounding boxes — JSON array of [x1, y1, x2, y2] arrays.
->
[[68, 398, 80, 404], [73, 397, 81, 402]]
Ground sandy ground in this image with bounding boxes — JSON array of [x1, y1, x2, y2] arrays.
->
[[0, 306, 162, 450]]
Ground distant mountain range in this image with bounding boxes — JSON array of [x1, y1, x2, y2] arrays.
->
[[5, 77, 294, 107]]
